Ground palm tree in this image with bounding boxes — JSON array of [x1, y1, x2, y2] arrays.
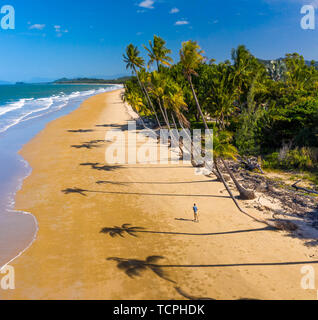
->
[[179, 40, 209, 130], [148, 71, 171, 128], [163, 81, 192, 158], [231, 45, 254, 91], [123, 44, 145, 76], [123, 44, 161, 128], [230, 45, 264, 105], [179, 41, 255, 206], [143, 35, 173, 70], [122, 90, 148, 128], [284, 53, 318, 91], [206, 62, 239, 130], [213, 130, 255, 202], [138, 68, 162, 128], [164, 80, 189, 128]]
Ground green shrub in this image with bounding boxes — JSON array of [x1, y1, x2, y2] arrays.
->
[[263, 147, 315, 170]]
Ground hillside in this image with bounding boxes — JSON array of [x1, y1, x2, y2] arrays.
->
[[53, 76, 132, 84]]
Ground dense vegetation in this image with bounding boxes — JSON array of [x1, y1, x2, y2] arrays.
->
[[123, 37, 318, 192]]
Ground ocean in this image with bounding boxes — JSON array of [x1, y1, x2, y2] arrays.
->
[[0, 83, 122, 268]]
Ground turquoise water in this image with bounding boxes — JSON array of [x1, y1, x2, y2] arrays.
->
[[0, 83, 121, 268], [0, 84, 120, 133]]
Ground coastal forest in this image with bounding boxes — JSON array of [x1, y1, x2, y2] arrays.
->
[[123, 36, 318, 189]]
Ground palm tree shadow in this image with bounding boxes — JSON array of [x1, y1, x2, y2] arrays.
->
[[71, 141, 103, 149], [96, 124, 129, 131], [174, 287, 215, 300], [175, 218, 194, 222], [96, 180, 214, 186], [100, 224, 275, 238], [86, 140, 105, 144], [80, 163, 122, 172], [68, 129, 94, 133], [174, 286, 259, 300], [101, 224, 145, 238], [62, 188, 88, 196], [107, 256, 176, 284], [97, 180, 128, 186]]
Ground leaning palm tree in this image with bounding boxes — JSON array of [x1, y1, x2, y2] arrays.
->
[[148, 71, 171, 128], [148, 73, 189, 156], [163, 81, 192, 158], [143, 35, 173, 70], [138, 68, 161, 128], [122, 90, 149, 128], [179, 40, 209, 129], [164, 83, 190, 129], [213, 131, 255, 212], [180, 41, 255, 206], [123, 44, 145, 77], [123, 44, 161, 128]]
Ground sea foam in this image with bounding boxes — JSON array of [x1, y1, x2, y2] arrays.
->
[[0, 86, 121, 133]]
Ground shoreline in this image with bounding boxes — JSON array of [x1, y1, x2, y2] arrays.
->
[[0, 157, 38, 271], [1, 89, 318, 299], [52, 83, 124, 86], [0, 87, 122, 271]]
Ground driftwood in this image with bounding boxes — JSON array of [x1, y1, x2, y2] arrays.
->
[[292, 180, 318, 195], [241, 158, 264, 174], [191, 159, 205, 168]]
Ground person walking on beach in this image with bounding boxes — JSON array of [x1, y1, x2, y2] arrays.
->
[[193, 204, 199, 222]]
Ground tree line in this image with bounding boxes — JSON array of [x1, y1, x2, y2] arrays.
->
[[122, 36, 318, 209]]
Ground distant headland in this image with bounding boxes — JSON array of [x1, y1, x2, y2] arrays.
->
[[53, 76, 132, 85]]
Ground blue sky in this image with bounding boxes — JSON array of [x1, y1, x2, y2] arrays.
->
[[0, 0, 317, 82]]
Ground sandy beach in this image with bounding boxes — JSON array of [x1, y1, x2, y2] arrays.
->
[[1, 89, 318, 300]]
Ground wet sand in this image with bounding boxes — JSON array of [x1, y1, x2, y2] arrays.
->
[[1, 89, 318, 300]]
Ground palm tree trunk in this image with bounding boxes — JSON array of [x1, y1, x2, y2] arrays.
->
[[133, 67, 161, 129], [171, 113, 178, 130], [221, 158, 256, 200], [214, 159, 247, 213], [187, 75, 254, 210], [141, 82, 162, 129], [177, 116, 208, 168], [162, 100, 170, 127], [157, 98, 170, 128], [171, 113, 185, 158], [188, 76, 209, 131]]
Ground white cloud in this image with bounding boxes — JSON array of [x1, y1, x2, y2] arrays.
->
[[54, 25, 68, 37], [175, 20, 189, 26], [29, 24, 46, 30], [170, 7, 180, 14], [138, 0, 155, 9]]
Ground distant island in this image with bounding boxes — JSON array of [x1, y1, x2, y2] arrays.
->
[[53, 76, 132, 85]]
